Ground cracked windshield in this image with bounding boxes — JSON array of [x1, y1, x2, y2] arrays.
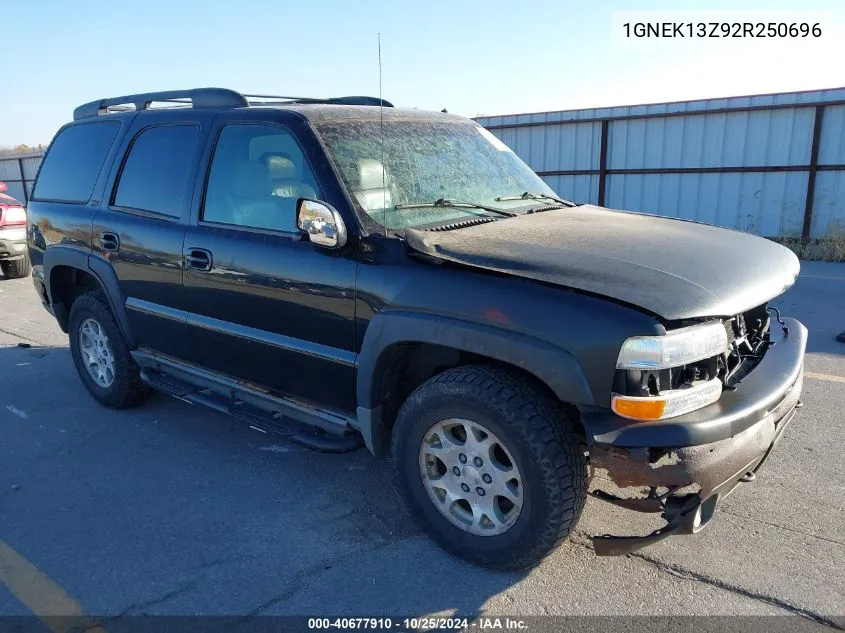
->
[[316, 118, 560, 229]]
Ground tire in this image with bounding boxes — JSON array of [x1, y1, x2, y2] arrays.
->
[[68, 290, 152, 409], [1, 254, 31, 279], [390, 365, 587, 571]]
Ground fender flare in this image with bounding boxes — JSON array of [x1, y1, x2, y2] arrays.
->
[[42, 246, 135, 347], [354, 310, 594, 454]]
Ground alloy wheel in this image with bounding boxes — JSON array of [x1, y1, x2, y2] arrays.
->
[[78, 317, 116, 388], [418, 418, 523, 536]]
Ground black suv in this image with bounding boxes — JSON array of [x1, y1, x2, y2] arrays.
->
[[27, 88, 806, 570]]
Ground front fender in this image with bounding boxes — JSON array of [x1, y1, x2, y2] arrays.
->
[[354, 310, 594, 454]]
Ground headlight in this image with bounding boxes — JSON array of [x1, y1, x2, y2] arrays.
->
[[612, 378, 723, 421], [616, 321, 728, 370], [612, 321, 728, 421]]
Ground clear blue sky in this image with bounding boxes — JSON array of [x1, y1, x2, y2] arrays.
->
[[2, 0, 843, 145]]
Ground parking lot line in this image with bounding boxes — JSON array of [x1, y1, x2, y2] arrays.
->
[[799, 275, 845, 281], [806, 371, 845, 384], [0, 540, 105, 633]]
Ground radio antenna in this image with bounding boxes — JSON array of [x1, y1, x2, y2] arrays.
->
[[378, 33, 387, 235]]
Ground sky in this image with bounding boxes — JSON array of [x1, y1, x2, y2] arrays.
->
[[1, 0, 844, 146]]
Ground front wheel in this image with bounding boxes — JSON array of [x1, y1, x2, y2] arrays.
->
[[390, 366, 587, 571]]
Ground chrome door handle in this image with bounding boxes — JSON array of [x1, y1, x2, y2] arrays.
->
[[184, 248, 212, 271], [99, 232, 120, 252]]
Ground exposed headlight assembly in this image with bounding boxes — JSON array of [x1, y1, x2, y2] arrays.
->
[[615, 321, 728, 370], [612, 321, 728, 421]]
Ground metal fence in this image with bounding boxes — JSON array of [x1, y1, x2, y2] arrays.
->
[[476, 88, 845, 240], [0, 151, 43, 204]]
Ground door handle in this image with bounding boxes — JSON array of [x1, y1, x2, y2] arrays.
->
[[99, 232, 120, 252], [185, 248, 213, 271]]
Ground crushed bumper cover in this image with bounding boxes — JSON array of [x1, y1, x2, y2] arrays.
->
[[581, 318, 807, 556]]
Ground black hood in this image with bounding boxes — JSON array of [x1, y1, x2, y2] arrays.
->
[[404, 206, 800, 321]]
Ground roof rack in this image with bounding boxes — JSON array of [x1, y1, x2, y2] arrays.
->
[[243, 94, 394, 108], [73, 88, 393, 120]]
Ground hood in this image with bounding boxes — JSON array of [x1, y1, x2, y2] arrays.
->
[[404, 205, 800, 321], [0, 192, 23, 207]]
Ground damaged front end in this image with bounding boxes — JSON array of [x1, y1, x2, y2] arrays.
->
[[581, 314, 807, 556]]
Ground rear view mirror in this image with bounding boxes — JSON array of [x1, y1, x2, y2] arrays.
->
[[297, 199, 347, 249]]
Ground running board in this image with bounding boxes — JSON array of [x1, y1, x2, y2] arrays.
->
[[133, 350, 363, 453]]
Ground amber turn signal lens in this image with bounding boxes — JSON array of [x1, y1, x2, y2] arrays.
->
[[611, 378, 723, 421], [611, 396, 666, 421]]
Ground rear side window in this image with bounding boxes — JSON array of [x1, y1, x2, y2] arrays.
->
[[33, 122, 120, 203], [113, 125, 199, 217]]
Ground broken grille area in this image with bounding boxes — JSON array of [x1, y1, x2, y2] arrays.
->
[[721, 303, 771, 387]]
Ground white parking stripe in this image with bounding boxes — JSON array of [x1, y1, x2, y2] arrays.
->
[[806, 371, 845, 384], [800, 275, 845, 281]]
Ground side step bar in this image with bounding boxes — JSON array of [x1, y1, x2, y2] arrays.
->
[[133, 350, 364, 454]]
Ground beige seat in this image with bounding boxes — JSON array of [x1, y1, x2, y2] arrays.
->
[[353, 159, 392, 211], [206, 161, 286, 230], [260, 152, 317, 200]]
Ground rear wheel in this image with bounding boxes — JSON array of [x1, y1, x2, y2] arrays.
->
[[68, 290, 151, 408], [390, 365, 587, 570], [0, 254, 31, 279]]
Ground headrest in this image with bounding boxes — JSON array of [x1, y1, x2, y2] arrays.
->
[[231, 162, 271, 198], [357, 159, 388, 190], [261, 152, 297, 181]]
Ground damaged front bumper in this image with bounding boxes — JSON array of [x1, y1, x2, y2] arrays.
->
[[580, 317, 807, 556]]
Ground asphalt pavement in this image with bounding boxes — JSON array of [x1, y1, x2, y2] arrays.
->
[[0, 262, 843, 628]]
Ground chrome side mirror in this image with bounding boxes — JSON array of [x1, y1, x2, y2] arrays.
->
[[297, 199, 347, 249]]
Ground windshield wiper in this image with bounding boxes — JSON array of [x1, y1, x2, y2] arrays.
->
[[394, 198, 517, 218], [495, 191, 576, 207]]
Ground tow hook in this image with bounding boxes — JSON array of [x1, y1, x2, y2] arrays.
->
[[739, 471, 756, 483]]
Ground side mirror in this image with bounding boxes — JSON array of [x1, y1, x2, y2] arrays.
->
[[297, 199, 347, 249]]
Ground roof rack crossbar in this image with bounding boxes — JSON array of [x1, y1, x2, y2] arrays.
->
[[73, 88, 249, 120], [73, 89, 393, 120], [243, 94, 393, 107], [242, 94, 317, 101], [323, 96, 394, 107]]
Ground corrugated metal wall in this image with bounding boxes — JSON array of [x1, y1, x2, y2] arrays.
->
[[477, 88, 845, 239], [0, 151, 43, 204]]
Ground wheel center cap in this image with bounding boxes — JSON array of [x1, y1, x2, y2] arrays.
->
[[461, 465, 482, 487]]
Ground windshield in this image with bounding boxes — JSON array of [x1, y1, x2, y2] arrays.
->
[[314, 118, 560, 229]]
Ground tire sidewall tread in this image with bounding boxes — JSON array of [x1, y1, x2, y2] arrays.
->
[[68, 290, 150, 409], [390, 365, 587, 571], [1, 254, 31, 279]]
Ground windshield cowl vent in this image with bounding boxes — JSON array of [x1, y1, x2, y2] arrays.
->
[[426, 217, 498, 232], [527, 205, 566, 214]]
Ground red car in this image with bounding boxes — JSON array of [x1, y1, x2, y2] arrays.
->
[[0, 181, 29, 279]]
